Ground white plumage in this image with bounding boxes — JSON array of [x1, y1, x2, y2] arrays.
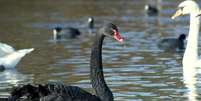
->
[[0, 43, 34, 69], [172, 0, 201, 68], [172, 1, 201, 100]]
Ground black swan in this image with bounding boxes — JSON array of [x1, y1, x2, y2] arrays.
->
[[144, 4, 159, 16], [158, 34, 186, 51], [53, 17, 95, 40], [8, 23, 123, 101]]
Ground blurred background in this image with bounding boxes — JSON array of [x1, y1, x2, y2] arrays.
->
[[0, 0, 201, 100]]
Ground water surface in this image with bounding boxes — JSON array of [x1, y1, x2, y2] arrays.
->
[[0, 0, 201, 100]]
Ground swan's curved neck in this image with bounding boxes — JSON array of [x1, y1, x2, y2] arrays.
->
[[90, 32, 113, 101], [183, 13, 200, 66]]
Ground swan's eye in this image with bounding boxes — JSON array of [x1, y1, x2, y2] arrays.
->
[[111, 29, 119, 36], [179, 7, 184, 11], [108, 29, 114, 35]]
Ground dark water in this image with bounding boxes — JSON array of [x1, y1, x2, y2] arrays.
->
[[0, 0, 201, 100]]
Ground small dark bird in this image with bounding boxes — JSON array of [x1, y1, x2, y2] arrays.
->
[[88, 17, 94, 30], [53, 27, 81, 40], [144, 4, 159, 16], [158, 34, 186, 51], [53, 17, 95, 40], [88, 17, 95, 34], [9, 23, 123, 101]]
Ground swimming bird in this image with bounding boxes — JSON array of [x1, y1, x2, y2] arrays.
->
[[9, 23, 123, 101], [53, 17, 95, 40], [53, 27, 81, 40], [0, 42, 34, 70], [172, 1, 201, 100], [172, 0, 200, 67], [144, 4, 159, 16], [88, 17, 94, 30], [88, 17, 95, 34], [158, 34, 186, 51]]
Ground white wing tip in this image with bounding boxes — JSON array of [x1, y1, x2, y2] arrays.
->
[[30, 48, 34, 51], [28, 48, 34, 53]]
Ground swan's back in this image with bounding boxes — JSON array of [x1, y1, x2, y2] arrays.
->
[[9, 82, 101, 101], [0, 48, 34, 68]]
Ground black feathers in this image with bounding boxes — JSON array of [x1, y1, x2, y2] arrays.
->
[[9, 82, 101, 101]]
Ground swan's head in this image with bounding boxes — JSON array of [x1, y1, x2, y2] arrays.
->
[[172, 0, 200, 19], [101, 23, 123, 42]]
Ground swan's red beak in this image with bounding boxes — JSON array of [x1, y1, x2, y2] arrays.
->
[[113, 29, 123, 42]]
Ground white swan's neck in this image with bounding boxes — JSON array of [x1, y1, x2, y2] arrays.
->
[[183, 13, 200, 67], [182, 13, 200, 101]]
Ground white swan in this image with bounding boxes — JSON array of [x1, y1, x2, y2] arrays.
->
[[0, 42, 34, 69], [172, 1, 201, 101], [172, 0, 200, 68]]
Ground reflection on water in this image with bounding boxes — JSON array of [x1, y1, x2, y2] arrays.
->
[[183, 66, 197, 101], [182, 65, 201, 101], [0, 69, 32, 97], [0, 0, 201, 100]]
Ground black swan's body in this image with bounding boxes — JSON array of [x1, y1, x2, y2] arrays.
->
[[144, 4, 159, 16], [9, 82, 100, 101], [53, 17, 95, 40], [9, 23, 123, 101], [158, 34, 186, 51]]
